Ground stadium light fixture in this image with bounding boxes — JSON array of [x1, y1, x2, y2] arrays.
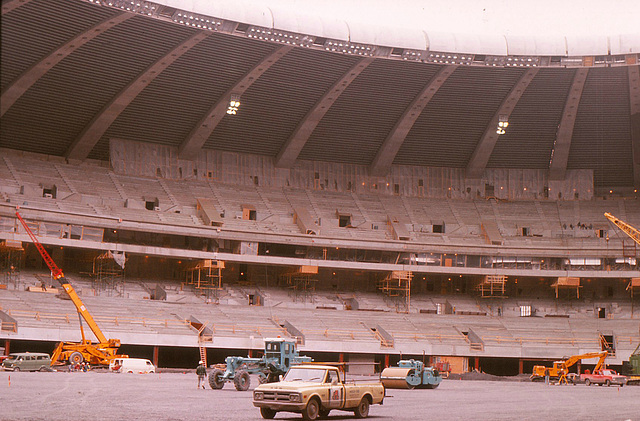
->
[[496, 115, 509, 135], [227, 94, 241, 115]]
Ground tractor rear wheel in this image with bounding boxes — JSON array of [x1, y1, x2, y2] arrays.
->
[[209, 369, 225, 389], [68, 352, 83, 365], [234, 370, 251, 391]]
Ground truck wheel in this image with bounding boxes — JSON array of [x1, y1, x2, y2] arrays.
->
[[302, 397, 320, 420], [13, 367, 20, 372], [209, 369, 225, 389], [605, 380, 611, 387], [69, 352, 83, 365], [260, 407, 276, 419], [354, 397, 370, 418], [585, 379, 591, 386], [234, 370, 251, 391]]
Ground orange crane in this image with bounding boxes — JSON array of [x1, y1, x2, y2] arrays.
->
[[604, 212, 640, 246], [15, 211, 126, 366]]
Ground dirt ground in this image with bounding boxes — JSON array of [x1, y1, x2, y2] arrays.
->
[[1, 370, 638, 420]]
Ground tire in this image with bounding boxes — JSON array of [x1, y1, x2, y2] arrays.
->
[[68, 352, 83, 365], [302, 397, 320, 420], [13, 367, 20, 372], [234, 370, 251, 391], [209, 369, 225, 389], [39, 366, 48, 372], [585, 378, 591, 386], [605, 380, 611, 387], [354, 396, 370, 419], [260, 407, 276, 419]]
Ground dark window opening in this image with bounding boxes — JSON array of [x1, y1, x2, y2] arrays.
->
[[254, 176, 259, 186], [597, 307, 606, 319], [485, 184, 495, 197], [42, 186, 56, 199], [394, 184, 400, 194], [433, 224, 445, 234], [338, 214, 351, 227]]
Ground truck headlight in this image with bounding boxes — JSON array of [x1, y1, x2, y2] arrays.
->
[[254, 391, 264, 400], [289, 393, 301, 402]]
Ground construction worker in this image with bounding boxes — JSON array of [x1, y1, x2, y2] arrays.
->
[[196, 361, 207, 389]]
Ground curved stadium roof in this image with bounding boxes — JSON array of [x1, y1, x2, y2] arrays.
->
[[1, 0, 639, 189]]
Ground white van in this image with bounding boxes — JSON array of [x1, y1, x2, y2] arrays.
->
[[110, 358, 156, 374]]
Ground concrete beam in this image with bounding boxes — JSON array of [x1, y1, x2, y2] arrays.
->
[[179, 45, 292, 160], [466, 68, 539, 179], [0, 13, 132, 117], [549, 69, 589, 180], [370, 65, 457, 176], [1, 0, 32, 15], [628, 65, 640, 188], [3, 230, 637, 279], [66, 32, 207, 160], [275, 58, 373, 168]]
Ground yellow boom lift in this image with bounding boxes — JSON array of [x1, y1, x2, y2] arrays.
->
[[16, 211, 126, 366]]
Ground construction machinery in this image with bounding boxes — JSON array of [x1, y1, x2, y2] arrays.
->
[[604, 212, 640, 384], [380, 359, 443, 389], [15, 211, 126, 366], [531, 351, 608, 384], [208, 338, 312, 391], [626, 342, 640, 385]]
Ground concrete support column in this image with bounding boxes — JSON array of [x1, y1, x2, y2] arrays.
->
[[385, 354, 390, 369], [519, 359, 524, 374], [3, 339, 9, 355], [248, 349, 253, 358], [152, 346, 159, 368], [474, 357, 480, 371], [339, 353, 344, 363]]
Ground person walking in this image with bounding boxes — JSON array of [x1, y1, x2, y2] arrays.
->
[[544, 368, 550, 385], [196, 361, 207, 389]]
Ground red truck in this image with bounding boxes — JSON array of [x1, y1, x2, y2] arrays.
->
[[580, 368, 628, 387]]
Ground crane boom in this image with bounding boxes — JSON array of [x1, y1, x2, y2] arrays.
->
[[561, 351, 608, 371], [604, 212, 640, 246], [15, 211, 108, 344]]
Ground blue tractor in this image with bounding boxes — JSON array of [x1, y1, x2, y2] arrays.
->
[[208, 338, 311, 390]]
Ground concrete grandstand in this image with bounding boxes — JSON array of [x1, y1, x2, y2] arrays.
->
[[1, 0, 639, 376]]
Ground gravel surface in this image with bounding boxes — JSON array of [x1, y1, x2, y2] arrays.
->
[[1, 370, 639, 420]]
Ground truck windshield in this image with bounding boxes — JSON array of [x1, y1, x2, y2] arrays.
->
[[283, 368, 325, 383]]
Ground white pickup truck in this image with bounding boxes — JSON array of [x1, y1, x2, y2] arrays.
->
[[253, 364, 385, 420]]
